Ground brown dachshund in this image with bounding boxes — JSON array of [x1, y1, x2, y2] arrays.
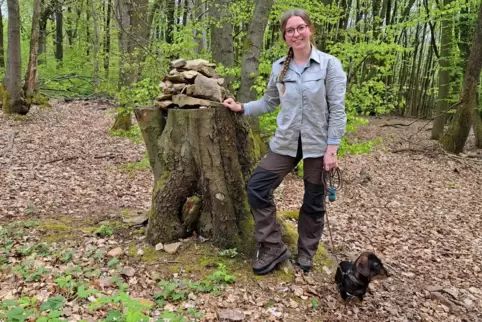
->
[[335, 252, 390, 302]]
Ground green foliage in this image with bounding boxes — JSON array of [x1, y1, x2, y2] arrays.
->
[[94, 225, 114, 238], [109, 125, 143, 144], [218, 248, 239, 258]]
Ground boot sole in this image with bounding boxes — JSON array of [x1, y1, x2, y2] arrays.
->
[[253, 249, 291, 275]]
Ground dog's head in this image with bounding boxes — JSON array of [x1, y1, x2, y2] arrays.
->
[[354, 252, 390, 280]]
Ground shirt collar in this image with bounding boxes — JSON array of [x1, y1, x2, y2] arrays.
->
[[278, 45, 320, 66]]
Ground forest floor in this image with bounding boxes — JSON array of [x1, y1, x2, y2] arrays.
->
[[1, 100, 481, 322]]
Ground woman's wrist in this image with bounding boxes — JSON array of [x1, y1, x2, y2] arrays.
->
[[326, 145, 338, 156]]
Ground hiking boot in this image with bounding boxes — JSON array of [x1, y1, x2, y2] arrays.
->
[[297, 254, 313, 273], [253, 243, 290, 275]]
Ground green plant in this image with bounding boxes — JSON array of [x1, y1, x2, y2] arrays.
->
[[94, 225, 114, 238], [218, 248, 238, 258], [107, 257, 120, 268]]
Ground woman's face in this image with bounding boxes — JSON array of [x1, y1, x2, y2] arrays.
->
[[284, 16, 312, 51]]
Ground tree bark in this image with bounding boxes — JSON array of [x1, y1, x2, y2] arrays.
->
[[166, 0, 175, 44], [431, 0, 454, 139], [104, 0, 112, 77], [3, 0, 29, 115], [210, 0, 234, 88], [91, 0, 100, 90], [238, 0, 274, 103], [134, 107, 166, 182], [23, 0, 41, 98], [440, 3, 482, 153], [138, 107, 261, 254], [112, 0, 150, 131], [55, 9, 63, 64], [38, 1, 52, 65], [0, 5, 5, 69], [473, 98, 482, 148]]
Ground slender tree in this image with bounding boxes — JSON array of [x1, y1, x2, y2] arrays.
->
[[440, 3, 482, 153], [104, 0, 112, 77], [3, 0, 29, 114], [23, 0, 42, 98], [55, 6, 63, 64], [112, 0, 150, 131], [432, 0, 455, 139], [0, 3, 5, 69], [210, 0, 234, 87], [238, 0, 274, 103]]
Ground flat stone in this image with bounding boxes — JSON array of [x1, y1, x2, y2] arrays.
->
[[172, 94, 210, 108], [217, 309, 245, 321], [155, 100, 173, 110], [171, 58, 186, 68], [155, 242, 164, 251], [156, 94, 172, 101], [184, 59, 210, 70], [181, 70, 199, 80], [173, 83, 186, 91], [122, 266, 136, 277], [164, 242, 181, 254], [193, 73, 223, 102], [122, 214, 148, 225], [107, 247, 123, 258]]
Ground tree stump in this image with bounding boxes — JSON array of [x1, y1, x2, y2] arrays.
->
[[135, 58, 264, 254]]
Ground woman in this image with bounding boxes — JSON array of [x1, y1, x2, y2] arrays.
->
[[223, 8, 347, 275]]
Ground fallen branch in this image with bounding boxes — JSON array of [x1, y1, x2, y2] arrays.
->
[[380, 123, 412, 127], [45, 153, 117, 164]]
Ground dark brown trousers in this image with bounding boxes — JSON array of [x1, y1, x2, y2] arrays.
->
[[247, 140, 325, 259]]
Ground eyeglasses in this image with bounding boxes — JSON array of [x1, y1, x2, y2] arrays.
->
[[285, 24, 308, 37]]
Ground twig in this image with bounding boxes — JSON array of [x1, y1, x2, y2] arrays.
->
[[380, 123, 412, 127], [45, 156, 80, 164], [146, 260, 180, 265], [45, 153, 117, 164]]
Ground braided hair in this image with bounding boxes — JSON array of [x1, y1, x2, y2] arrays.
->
[[278, 47, 293, 95]]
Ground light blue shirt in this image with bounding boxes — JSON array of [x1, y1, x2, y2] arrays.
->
[[244, 47, 347, 159]]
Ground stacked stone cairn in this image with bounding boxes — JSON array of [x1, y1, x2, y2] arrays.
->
[[156, 58, 233, 110]]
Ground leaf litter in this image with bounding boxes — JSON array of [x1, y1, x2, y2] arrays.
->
[[0, 102, 481, 321]]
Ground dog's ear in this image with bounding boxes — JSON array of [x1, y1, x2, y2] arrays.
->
[[354, 253, 371, 277]]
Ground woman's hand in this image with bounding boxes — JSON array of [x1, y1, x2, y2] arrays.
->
[[324, 145, 339, 171], [223, 98, 243, 113]]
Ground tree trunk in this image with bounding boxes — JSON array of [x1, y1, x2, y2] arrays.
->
[[238, 0, 274, 103], [210, 0, 234, 88], [166, 0, 175, 44], [112, 0, 150, 131], [3, 0, 29, 115], [23, 0, 41, 99], [55, 10, 63, 64], [440, 3, 482, 153], [91, 0, 100, 90], [104, 0, 112, 77], [138, 107, 260, 254], [431, 0, 454, 139], [38, 3, 51, 65], [0, 6, 5, 69], [473, 96, 482, 148]]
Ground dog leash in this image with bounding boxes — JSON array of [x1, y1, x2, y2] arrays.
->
[[322, 168, 367, 285], [322, 167, 343, 264]]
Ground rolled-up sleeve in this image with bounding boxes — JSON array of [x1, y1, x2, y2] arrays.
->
[[326, 57, 347, 143], [243, 67, 280, 117]]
